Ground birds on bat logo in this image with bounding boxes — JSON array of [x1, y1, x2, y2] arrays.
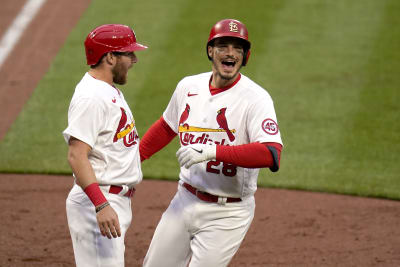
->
[[113, 107, 138, 147], [178, 104, 236, 145], [179, 103, 190, 130], [216, 108, 235, 142]]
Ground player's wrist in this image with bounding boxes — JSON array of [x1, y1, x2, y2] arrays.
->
[[84, 182, 108, 207], [95, 201, 110, 213], [205, 144, 216, 160]]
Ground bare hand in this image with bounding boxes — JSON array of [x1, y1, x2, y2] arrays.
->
[[96, 205, 121, 239]]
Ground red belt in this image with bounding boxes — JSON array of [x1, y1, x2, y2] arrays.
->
[[182, 183, 241, 203], [109, 185, 135, 198]]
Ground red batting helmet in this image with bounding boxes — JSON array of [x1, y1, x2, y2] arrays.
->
[[207, 19, 251, 66], [84, 24, 148, 66]]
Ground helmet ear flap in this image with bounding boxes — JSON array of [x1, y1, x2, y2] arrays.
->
[[242, 49, 250, 66], [206, 43, 213, 61]]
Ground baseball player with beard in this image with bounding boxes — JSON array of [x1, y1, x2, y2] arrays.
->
[[63, 24, 147, 267], [140, 19, 283, 266]]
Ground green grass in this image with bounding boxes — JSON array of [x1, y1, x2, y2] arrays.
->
[[0, 0, 399, 199], [256, 0, 400, 199]]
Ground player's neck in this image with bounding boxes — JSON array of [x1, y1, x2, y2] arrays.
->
[[88, 68, 113, 86], [211, 72, 240, 89], [210, 73, 241, 90]]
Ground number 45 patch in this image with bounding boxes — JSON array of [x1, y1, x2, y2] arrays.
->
[[262, 118, 279, 135]]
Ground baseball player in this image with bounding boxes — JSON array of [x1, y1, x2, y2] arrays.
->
[[62, 24, 147, 267], [139, 19, 283, 266]]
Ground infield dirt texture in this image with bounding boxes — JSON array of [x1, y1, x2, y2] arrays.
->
[[1, 0, 400, 266]]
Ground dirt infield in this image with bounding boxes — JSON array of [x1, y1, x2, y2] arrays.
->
[[1, 174, 400, 267], [0, 0, 92, 140], [1, 1, 400, 267]]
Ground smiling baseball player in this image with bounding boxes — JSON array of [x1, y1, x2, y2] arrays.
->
[[140, 19, 283, 266], [63, 24, 147, 267]]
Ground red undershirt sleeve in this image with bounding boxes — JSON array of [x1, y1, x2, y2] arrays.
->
[[139, 116, 177, 161], [216, 142, 282, 171]]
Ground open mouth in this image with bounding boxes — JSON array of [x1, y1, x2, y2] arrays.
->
[[221, 59, 237, 73], [222, 60, 236, 67]]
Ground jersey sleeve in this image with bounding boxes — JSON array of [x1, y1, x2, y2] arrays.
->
[[246, 95, 283, 145], [63, 97, 106, 148], [139, 116, 177, 161], [162, 80, 184, 133]]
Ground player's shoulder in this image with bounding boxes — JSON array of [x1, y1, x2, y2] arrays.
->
[[178, 71, 211, 86], [239, 74, 273, 101], [75, 73, 112, 97], [71, 73, 111, 106], [174, 71, 211, 96]]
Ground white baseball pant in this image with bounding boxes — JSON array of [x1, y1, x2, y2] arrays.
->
[[143, 182, 255, 267], [66, 184, 132, 267]]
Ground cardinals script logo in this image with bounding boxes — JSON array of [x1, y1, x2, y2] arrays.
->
[[113, 107, 139, 147], [178, 104, 236, 146]]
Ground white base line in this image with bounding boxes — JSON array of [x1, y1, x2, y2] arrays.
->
[[0, 0, 47, 69]]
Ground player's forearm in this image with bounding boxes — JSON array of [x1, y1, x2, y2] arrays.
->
[[67, 148, 109, 208], [67, 148, 97, 189], [140, 116, 177, 161], [216, 142, 282, 170]]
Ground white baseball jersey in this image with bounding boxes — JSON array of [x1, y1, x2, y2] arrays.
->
[[63, 72, 142, 187], [163, 72, 283, 198]]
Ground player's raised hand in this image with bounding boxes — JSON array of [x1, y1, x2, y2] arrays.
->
[[96, 204, 121, 239], [176, 144, 216, 168]]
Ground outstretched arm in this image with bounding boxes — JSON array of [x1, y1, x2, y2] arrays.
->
[[140, 116, 177, 161], [217, 142, 282, 171], [176, 142, 282, 172]]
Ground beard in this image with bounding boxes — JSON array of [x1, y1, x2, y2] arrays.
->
[[112, 62, 128, 85], [219, 71, 237, 80], [211, 58, 241, 81]]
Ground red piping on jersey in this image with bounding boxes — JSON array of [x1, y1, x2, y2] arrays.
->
[[112, 85, 121, 95], [209, 73, 241, 95]]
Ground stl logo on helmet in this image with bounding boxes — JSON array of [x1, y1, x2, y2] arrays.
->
[[262, 118, 279, 135], [229, 21, 239, 32]]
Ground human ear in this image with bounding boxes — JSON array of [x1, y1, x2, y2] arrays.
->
[[207, 46, 213, 59], [105, 52, 116, 66]]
